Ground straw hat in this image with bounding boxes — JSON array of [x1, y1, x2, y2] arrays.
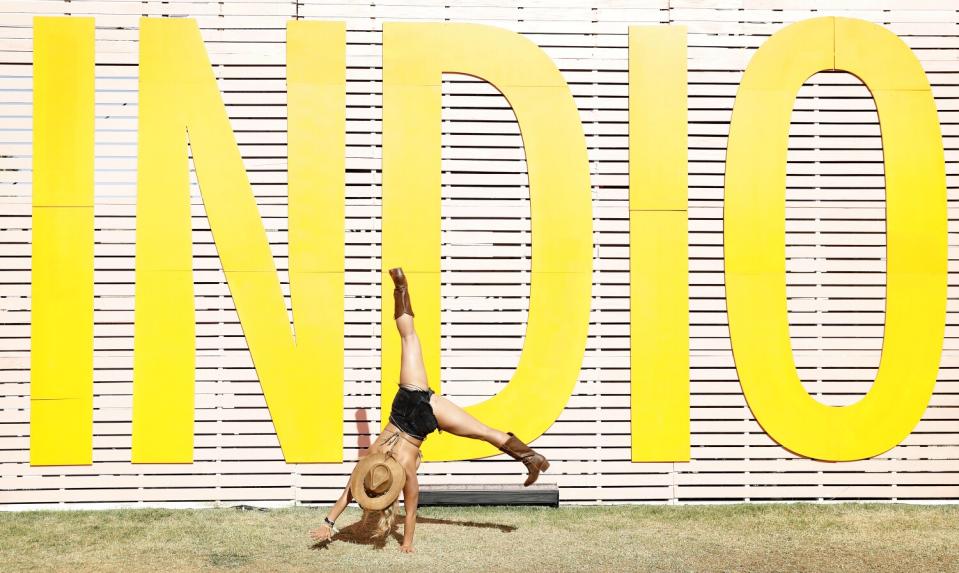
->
[[350, 452, 406, 511]]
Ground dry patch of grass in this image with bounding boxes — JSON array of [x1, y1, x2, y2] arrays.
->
[[1, 503, 957, 572]]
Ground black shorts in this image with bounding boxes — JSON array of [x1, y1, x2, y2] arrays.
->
[[388, 386, 439, 441]]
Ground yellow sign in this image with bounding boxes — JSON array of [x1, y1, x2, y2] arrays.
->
[[28, 16, 946, 466], [725, 17, 946, 461]]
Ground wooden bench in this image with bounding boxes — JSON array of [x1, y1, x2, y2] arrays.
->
[[418, 483, 559, 507]]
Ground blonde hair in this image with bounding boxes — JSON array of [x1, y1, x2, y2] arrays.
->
[[369, 500, 399, 539]]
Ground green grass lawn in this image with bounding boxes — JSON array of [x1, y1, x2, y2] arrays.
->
[[1, 503, 957, 572]]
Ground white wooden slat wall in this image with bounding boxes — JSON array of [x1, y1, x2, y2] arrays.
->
[[1, 0, 958, 508]]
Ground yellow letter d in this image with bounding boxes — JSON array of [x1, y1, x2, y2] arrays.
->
[[381, 23, 593, 461]]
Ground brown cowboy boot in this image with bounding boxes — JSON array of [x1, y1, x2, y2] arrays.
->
[[389, 267, 414, 319], [499, 433, 550, 487]]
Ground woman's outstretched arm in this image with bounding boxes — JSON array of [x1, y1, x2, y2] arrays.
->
[[399, 470, 419, 553], [309, 478, 353, 542]]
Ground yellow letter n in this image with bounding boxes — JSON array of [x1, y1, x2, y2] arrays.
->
[[132, 18, 346, 463]]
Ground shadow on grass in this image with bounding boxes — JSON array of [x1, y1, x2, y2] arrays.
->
[[414, 514, 518, 533], [310, 511, 401, 551], [310, 511, 517, 551]]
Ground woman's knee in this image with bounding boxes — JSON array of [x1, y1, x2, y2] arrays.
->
[[460, 425, 495, 443], [400, 330, 419, 345], [395, 315, 416, 337]]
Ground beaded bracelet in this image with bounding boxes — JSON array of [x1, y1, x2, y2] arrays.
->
[[323, 517, 339, 534]]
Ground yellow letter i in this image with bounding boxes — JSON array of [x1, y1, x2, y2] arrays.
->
[[628, 26, 690, 462], [30, 16, 96, 466]]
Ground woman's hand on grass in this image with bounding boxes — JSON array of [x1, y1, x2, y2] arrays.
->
[[400, 544, 414, 553], [309, 524, 333, 542]]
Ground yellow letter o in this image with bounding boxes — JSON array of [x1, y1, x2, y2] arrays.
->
[[724, 17, 947, 461]]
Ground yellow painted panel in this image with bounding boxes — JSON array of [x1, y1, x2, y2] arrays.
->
[[630, 213, 689, 462], [132, 269, 196, 463], [31, 398, 93, 466], [628, 25, 688, 212], [382, 23, 592, 461], [30, 209, 94, 396], [724, 17, 946, 461], [133, 18, 345, 463], [383, 23, 565, 88], [289, 271, 345, 370], [32, 17, 95, 208], [508, 85, 592, 274], [286, 21, 346, 461], [724, 88, 793, 279], [381, 82, 442, 276], [738, 17, 834, 92], [30, 207, 95, 465], [30, 17, 94, 466], [835, 17, 931, 91], [874, 90, 945, 276], [288, 81, 346, 272]]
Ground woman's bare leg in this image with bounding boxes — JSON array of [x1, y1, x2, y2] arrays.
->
[[391, 268, 429, 390], [390, 270, 506, 446], [432, 395, 548, 486], [430, 394, 509, 448], [396, 314, 429, 390], [395, 310, 507, 447], [388, 269, 546, 486]]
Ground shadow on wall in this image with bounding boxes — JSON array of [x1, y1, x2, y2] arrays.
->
[[356, 408, 371, 452]]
